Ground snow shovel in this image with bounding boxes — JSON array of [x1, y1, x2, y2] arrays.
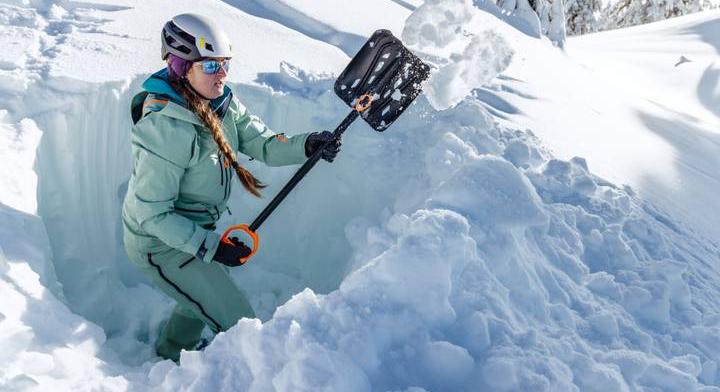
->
[[221, 29, 431, 264]]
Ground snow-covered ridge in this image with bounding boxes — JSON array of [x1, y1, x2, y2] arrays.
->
[[488, 7, 720, 243], [1, 0, 720, 391]]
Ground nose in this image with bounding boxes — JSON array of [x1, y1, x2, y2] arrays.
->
[[217, 62, 228, 77]]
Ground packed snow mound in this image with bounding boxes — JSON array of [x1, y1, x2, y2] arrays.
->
[[0, 0, 719, 391], [152, 96, 720, 391]]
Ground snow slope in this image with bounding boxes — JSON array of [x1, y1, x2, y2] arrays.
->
[[218, 0, 413, 56], [487, 9, 720, 242], [1, 0, 720, 391]]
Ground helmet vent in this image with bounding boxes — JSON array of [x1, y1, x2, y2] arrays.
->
[[168, 21, 196, 45], [175, 44, 192, 55], [164, 32, 175, 45], [205, 42, 214, 52]]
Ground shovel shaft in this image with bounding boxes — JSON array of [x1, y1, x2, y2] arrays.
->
[[249, 109, 360, 232]]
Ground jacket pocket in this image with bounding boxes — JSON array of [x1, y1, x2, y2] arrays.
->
[[174, 206, 207, 214]]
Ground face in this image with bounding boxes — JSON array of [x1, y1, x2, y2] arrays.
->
[[186, 57, 230, 99]]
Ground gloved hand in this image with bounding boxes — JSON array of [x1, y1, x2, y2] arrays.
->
[[212, 237, 252, 267], [305, 131, 342, 162]]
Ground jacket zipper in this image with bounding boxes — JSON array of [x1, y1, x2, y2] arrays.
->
[[219, 151, 225, 186], [225, 165, 231, 200]]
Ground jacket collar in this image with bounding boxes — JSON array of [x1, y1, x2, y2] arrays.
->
[[142, 69, 233, 124]]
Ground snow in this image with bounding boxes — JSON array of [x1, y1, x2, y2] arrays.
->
[[487, 8, 720, 241], [0, 0, 720, 391], [0, 119, 126, 389], [402, 0, 515, 110], [219, 0, 412, 55], [0, 117, 41, 215], [0, 0, 347, 95]]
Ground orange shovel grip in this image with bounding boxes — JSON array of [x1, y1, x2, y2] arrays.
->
[[220, 224, 259, 265]]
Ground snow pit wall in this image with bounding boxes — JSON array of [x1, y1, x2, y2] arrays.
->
[[22, 74, 379, 349]]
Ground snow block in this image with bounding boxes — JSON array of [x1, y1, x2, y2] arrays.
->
[[429, 155, 547, 229]]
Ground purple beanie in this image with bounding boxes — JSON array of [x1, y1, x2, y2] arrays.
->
[[167, 53, 192, 80]]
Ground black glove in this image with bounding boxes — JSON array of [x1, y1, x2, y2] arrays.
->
[[305, 131, 342, 162], [212, 237, 252, 267]]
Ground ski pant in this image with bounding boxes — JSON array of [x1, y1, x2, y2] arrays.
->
[[125, 243, 255, 362]]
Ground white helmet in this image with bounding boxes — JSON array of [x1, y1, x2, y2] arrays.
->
[[161, 13, 232, 61]]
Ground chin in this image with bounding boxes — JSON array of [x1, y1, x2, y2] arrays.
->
[[203, 89, 222, 99], [210, 86, 224, 99]]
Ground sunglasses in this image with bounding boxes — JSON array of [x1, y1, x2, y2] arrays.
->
[[196, 59, 230, 75]]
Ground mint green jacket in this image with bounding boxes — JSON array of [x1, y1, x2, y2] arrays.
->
[[122, 70, 309, 263]]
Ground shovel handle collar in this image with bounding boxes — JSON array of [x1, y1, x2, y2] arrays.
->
[[354, 93, 374, 112], [221, 224, 259, 265]]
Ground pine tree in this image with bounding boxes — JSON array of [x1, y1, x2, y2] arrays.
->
[[493, 0, 568, 46], [486, 0, 718, 40], [604, 0, 720, 30], [564, 0, 604, 35]]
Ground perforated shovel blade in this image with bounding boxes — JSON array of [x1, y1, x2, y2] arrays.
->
[[334, 29, 430, 131]]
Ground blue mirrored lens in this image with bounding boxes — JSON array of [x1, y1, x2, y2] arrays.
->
[[201, 60, 230, 74]]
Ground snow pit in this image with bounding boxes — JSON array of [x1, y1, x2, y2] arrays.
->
[[0, 1, 719, 391]]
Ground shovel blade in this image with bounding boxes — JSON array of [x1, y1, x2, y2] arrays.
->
[[334, 29, 430, 132]]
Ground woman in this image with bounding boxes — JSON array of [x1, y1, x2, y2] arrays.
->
[[122, 13, 340, 362]]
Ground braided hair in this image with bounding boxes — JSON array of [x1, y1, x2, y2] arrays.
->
[[167, 64, 266, 197]]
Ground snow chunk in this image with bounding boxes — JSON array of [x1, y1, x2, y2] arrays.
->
[[423, 31, 513, 110], [391, 88, 403, 101], [257, 60, 335, 99], [401, 0, 474, 49], [429, 155, 547, 228], [341, 208, 474, 324], [401, 0, 514, 110], [0, 26, 40, 70], [482, 356, 519, 391], [418, 341, 474, 390]]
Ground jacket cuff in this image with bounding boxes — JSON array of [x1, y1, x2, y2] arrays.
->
[[299, 132, 311, 157]]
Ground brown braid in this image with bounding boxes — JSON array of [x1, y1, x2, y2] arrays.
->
[[170, 78, 266, 197]]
